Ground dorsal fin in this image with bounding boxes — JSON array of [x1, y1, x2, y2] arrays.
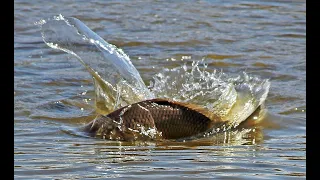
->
[[146, 98, 224, 123]]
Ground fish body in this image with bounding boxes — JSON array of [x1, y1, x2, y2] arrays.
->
[[82, 99, 227, 140]]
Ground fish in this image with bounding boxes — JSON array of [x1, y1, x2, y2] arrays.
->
[[80, 98, 261, 141]]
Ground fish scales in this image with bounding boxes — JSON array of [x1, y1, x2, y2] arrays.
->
[[82, 99, 224, 140]]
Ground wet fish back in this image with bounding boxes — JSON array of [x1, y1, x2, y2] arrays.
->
[[107, 99, 215, 139]]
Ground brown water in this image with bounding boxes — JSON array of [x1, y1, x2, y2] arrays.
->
[[14, 0, 306, 179]]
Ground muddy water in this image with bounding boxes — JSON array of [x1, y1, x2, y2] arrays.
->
[[14, 0, 305, 179]]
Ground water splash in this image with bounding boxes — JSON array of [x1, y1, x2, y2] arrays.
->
[[38, 14, 154, 114], [150, 61, 270, 128], [38, 15, 270, 139]]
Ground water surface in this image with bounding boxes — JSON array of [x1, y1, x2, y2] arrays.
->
[[14, 0, 306, 179]]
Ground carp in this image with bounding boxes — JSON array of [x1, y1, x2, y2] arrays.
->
[[81, 98, 259, 141]]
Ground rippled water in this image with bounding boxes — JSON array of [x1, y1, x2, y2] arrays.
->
[[14, 0, 306, 179]]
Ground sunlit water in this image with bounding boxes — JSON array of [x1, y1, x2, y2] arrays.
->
[[14, 0, 305, 179]]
